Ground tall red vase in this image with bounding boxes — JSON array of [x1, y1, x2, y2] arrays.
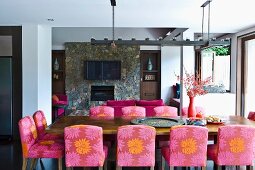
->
[[188, 97, 197, 118]]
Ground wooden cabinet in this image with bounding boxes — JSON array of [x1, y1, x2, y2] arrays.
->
[[52, 50, 65, 94], [140, 50, 161, 100]]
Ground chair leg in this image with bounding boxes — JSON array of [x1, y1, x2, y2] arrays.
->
[[161, 155, 165, 170], [217, 165, 222, 170], [201, 166, 206, 170], [169, 166, 174, 170], [116, 166, 122, 170], [58, 158, 62, 170], [22, 158, 28, 170], [66, 167, 72, 170], [104, 159, 108, 170], [150, 166, 154, 170], [30, 158, 37, 170], [99, 166, 103, 170]]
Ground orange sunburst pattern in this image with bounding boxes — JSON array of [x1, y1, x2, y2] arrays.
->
[[42, 119, 47, 128], [229, 137, 245, 153], [40, 140, 55, 145], [30, 125, 37, 139], [75, 138, 91, 154], [22, 143, 29, 157], [127, 138, 144, 154], [181, 138, 197, 154]]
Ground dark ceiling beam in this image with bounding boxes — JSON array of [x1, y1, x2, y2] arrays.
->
[[110, 0, 116, 6], [163, 28, 188, 40], [91, 38, 230, 46]]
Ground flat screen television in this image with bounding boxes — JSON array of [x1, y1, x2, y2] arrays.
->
[[84, 61, 121, 80]]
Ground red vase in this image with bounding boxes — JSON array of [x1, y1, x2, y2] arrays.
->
[[188, 97, 197, 118]]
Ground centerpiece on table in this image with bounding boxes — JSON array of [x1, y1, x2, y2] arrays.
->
[[181, 71, 211, 118]]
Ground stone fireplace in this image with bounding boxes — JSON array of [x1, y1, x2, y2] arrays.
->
[[91, 86, 114, 101], [65, 42, 140, 111]]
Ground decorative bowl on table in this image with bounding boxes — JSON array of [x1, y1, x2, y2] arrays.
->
[[130, 117, 185, 127], [186, 117, 206, 126]]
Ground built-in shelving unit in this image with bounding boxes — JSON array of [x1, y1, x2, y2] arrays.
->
[[52, 50, 65, 94], [140, 50, 161, 100]]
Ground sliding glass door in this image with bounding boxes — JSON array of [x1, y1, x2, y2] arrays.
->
[[241, 35, 255, 117]]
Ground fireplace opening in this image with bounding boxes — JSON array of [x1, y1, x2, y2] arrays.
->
[[91, 86, 114, 101]]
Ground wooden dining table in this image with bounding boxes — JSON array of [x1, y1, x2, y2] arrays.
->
[[45, 115, 255, 136]]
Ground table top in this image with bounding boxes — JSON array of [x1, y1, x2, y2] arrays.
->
[[45, 115, 255, 135]]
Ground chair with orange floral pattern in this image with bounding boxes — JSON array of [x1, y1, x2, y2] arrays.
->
[[154, 106, 178, 117], [182, 106, 205, 117], [64, 125, 108, 170], [161, 125, 208, 170], [121, 106, 146, 118], [116, 125, 156, 170], [18, 116, 64, 170], [207, 125, 255, 169], [89, 106, 114, 119], [33, 110, 63, 141]]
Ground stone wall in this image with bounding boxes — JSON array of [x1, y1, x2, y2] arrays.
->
[[65, 42, 140, 112]]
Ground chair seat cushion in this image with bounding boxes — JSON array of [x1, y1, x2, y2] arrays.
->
[[28, 140, 64, 158], [103, 145, 108, 160], [207, 144, 218, 163]]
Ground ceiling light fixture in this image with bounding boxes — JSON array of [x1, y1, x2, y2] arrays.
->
[[110, 2, 116, 49], [91, 0, 230, 47]]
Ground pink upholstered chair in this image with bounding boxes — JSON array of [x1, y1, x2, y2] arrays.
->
[[33, 110, 63, 141], [64, 125, 108, 170], [19, 116, 64, 170], [89, 106, 114, 119], [248, 111, 255, 121], [121, 106, 146, 118], [154, 106, 178, 117], [182, 106, 205, 117], [207, 125, 255, 168], [161, 125, 208, 169], [116, 125, 156, 170]]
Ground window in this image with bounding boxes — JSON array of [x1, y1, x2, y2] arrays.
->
[[199, 46, 231, 92]]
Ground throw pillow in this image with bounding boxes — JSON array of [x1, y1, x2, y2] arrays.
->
[[52, 95, 59, 102]]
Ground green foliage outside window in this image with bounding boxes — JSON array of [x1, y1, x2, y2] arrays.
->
[[203, 46, 230, 56]]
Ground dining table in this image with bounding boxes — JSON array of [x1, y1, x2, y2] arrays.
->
[[45, 115, 255, 136]]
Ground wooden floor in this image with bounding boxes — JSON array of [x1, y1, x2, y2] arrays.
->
[[0, 139, 245, 170]]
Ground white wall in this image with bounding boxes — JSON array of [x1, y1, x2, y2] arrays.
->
[[38, 26, 52, 123], [22, 25, 39, 116], [161, 46, 180, 104], [22, 24, 52, 123], [0, 36, 12, 56]]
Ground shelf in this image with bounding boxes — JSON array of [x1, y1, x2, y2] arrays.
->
[[143, 70, 158, 73], [53, 70, 64, 72]]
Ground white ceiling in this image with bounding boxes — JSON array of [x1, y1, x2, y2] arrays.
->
[[1, 0, 255, 47]]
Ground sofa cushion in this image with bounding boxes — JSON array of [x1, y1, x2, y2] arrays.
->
[[106, 100, 136, 106], [136, 99, 164, 106]]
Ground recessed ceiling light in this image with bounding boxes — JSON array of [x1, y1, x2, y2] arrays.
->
[[47, 18, 54, 22]]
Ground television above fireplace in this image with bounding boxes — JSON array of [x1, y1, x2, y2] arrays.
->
[[84, 60, 121, 80]]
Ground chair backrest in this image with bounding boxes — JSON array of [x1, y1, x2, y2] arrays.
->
[[18, 116, 38, 158], [182, 106, 205, 117], [154, 106, 178, 117], [117, 125, 156, 167], [216, 125, 255, 166], [89, 106, 114, 119], [121, 106, 146, 118], [248, 111, 255, 121], [33, 110, 47, 139], [64, 125, 105, 167], [169, 125, 208, 167]]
